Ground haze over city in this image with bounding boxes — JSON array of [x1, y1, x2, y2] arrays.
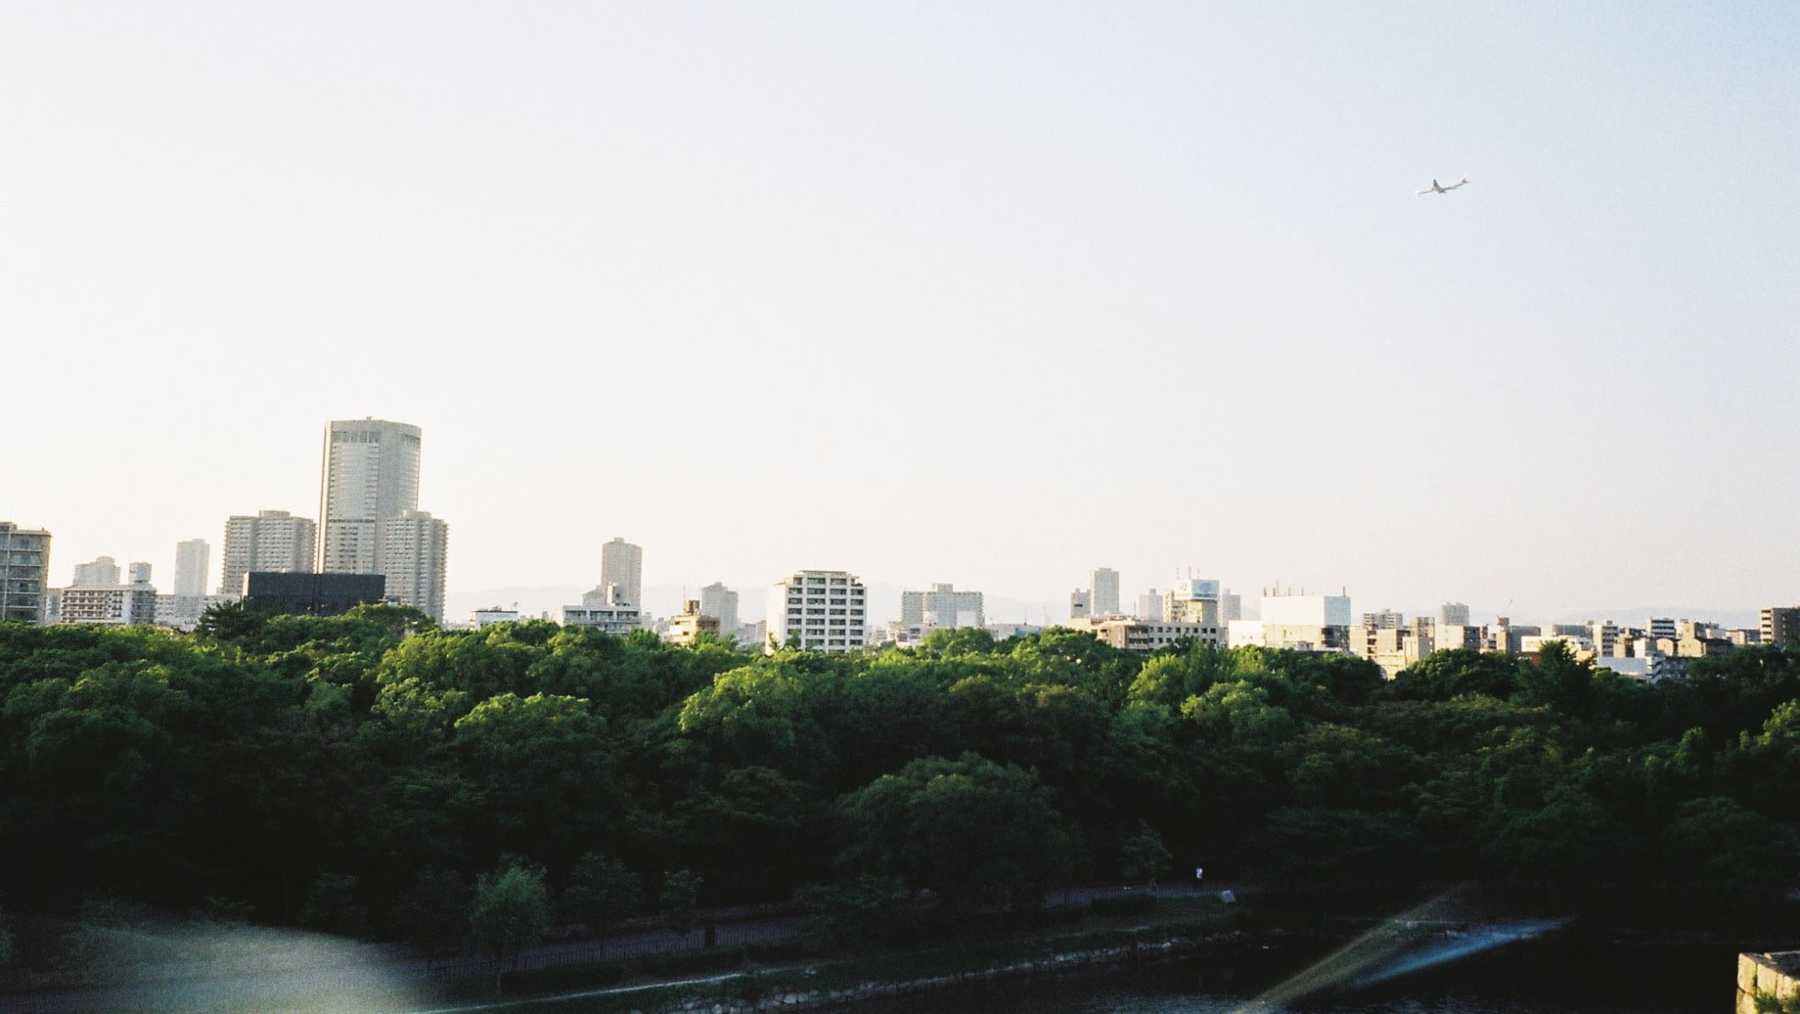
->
[[4, 2, 1796, 621]]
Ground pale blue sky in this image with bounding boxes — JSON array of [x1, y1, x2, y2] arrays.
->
[[3, 2, 1796, 620]]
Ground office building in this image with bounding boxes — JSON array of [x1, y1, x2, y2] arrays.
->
[[1135, 589, 1163, 621], [381, 510, 448, 623], [1762, 607, 1800, 647], [600, 538, 643, 610], [221, 510, 317, 595], [1220, 588, 1243, 623], [1440, 602, 1471, 626], [1069, 589, 1090, 620], [1164, 577, 1222, 625], [0, 522, 52, 625], [698, 582, 739, 636], [1260, 588, 1352, 651], [318, 418, 422, 574], [665, 600, 721, 646], [1090, 567, 1121, 616], [72, 555, 120, 586], [174, 539, 209, 598], [767, 570, 867, 653], [899, 582, 985, 631], [246, 572, 386, 616], [1647, 617, 1678, 642], [128, 561, 152, 585], [1065, 615, 1222, 653]]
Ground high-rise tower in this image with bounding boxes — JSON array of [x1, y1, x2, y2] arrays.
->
[[318, 419, 422, 574], [599, 537, 643, 608]]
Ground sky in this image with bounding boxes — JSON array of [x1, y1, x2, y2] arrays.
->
[[3, 2, 1796, 624]]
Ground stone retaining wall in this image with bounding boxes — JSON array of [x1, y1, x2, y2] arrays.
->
[[1738, 951, 1800, 1014]]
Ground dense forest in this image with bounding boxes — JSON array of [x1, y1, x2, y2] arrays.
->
[[1, 607, 1796, 950]]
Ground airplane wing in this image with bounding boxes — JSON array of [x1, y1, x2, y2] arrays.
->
[[1444, 180, 1467, 191]]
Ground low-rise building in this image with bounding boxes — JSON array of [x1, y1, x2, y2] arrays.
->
[[470, 606, 520, 627], [1065, 615, 1221, 653], [1260, 589, 1352, 651], [665, 600, 721, 646], [563, 584, 643, 636], [60, 582, 159, 625], [245, 572, 385, 616]]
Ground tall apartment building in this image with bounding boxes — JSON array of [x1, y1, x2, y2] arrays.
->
[[221, 510, 317, 595], [1763, 607, 1800, 647], [699, 581, 739, 636], [1592, 620, 1619, 658], [381, 510, 448, 623], [128, 561, 152, 585], [767, 570, 867, 653], [72, 555, 120, 586], [1647, 617, 1678, 642], [900, 582, 985, 630], [318, 418, 422, 574], [1090, 567, 1121, 617], [174, 539, 209, 597], [1440, 602, 1471, 626], [0, 522, 52, 625], [599, 538, 643, 608]]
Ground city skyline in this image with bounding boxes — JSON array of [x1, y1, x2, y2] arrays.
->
[[4, 4, 1796, 619]]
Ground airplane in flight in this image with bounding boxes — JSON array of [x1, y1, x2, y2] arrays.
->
[[1418, 177, 1470, 195]]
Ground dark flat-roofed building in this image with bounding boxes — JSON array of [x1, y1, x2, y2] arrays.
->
[[245, 572, 386, 616]]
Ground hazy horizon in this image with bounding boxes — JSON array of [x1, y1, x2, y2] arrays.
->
[[6, 3, 1796, 620]]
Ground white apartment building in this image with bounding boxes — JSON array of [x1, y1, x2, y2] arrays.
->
[[1090, 567, 1121, 616], [221, 510, 317, 595], [174, 539, 209, 598], [0, 522, 52, 625], [699, 581, 738, 636], [562, 598, 644, 636], [61, 583, 158, 625], [318, 418, 422, 574], [599, 538, 643, 612], [899, 582, 985, 631], [381, 510, 448, 623], [767, 570, 867, 653]]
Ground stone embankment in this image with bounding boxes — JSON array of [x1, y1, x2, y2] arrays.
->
[[1738, 951, 1800, 1014], [657, 930, 1244, 1013]]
